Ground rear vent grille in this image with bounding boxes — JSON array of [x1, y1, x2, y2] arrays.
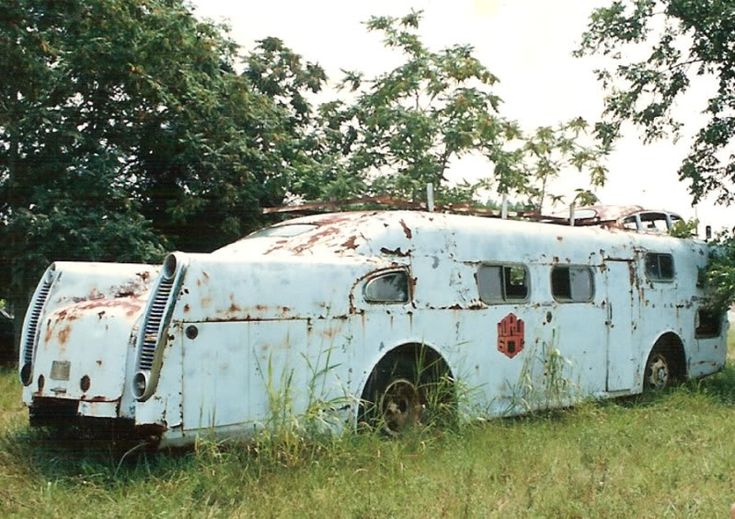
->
[[23, 279, 53, 366], [137, 276, 175, 371]]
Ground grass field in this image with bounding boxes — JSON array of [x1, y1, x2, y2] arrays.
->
[[1, 334, 735, 518]]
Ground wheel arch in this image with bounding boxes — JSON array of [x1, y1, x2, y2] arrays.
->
[[644, 331, 687, 385], [356, 342, 455, 424]]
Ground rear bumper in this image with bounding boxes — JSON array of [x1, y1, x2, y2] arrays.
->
[[28, 397, 164, 447]]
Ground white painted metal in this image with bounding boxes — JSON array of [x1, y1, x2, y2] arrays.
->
[[19, 210, 728, 448]]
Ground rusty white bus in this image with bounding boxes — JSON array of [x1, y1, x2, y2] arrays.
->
[[18, 210, 728, 448]]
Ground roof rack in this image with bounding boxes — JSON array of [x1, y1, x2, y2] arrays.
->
[[262, 195, 535, 220], [262, 198, 684, 233]]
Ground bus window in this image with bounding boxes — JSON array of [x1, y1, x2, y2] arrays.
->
[[695, 309, 721, 338], [364, 271, 409, 303], [645, 253, 675, 281], [477, 264, 529, 303], [551, 266, 594, 302]]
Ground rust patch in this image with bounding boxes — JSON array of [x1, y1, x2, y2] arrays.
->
[[57, 325, 71, 346], [183, 304, 191, 313], [399, 219, 413, 239], [321, 327, 338, 340], [380, 247, 410, 257], [44, 320, 53, 344], [342, 235, 358, 249]]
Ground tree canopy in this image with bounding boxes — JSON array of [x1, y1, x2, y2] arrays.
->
[[0, 0, 326, 329], [318, 11, 607, 207], [0, 2, 607, 359], [577, 0, 735, 205]]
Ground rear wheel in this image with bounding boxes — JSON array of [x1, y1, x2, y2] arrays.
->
[[378, 377, 423, 435], [361, 350, 454, 435]]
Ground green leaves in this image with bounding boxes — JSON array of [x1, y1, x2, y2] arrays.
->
[[319, 10, 516, 204], [578, 0, 735, 204]]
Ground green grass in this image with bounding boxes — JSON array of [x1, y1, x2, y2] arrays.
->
[[2, 336, 735, 518]]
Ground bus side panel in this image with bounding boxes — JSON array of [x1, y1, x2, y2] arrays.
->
[[180, 319, 355, 435]]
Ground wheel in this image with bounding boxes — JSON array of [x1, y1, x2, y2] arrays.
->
[[361, 357, 426, 435], [361, 352, 455, 435], [644, 347, 672, 390], [378, 377, 424, 435]]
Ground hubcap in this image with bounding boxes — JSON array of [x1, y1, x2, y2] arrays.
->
[[379, 378, 422, 435], [646, 354, 670, 390]]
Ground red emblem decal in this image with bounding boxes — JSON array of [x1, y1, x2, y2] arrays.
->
[[497, 313, 524, 359]]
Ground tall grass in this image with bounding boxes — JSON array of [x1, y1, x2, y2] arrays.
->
[[2, 338, 735, 517]]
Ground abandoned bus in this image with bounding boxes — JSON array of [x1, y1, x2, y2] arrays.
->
[[19, 210, 727, 447]]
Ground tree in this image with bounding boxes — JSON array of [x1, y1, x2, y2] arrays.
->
[[577, 0, 735, 309], [519, 119, 607, 212], [576, 0, 735, 205], [318, 11, 606, 209], [318, 11, 518, 203], [0, 0, 318, 358]]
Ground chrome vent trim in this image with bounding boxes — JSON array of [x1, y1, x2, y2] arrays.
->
[[137, 276, 174, 371], [19, 266, 56, 385], [22, 280, 52, 365], [133, 253, 186, 400]]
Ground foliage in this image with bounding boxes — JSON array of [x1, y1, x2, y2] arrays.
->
[[576, 0, 735, 205], [705, 230, 735, 311], [577, 0, 735, 307], [491, 118, 607, 212], [669, 218, 699, 238], [4, 357, 735, 516], [319, 10, 514, 202], [315, 11, 607, 210], [0, 0, 324, 353]]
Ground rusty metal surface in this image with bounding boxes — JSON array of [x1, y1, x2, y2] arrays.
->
[[21, 263, 159, 415], [20, 210, 726, 448]]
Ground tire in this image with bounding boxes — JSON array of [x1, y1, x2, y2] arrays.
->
[[643, 345, 673, 391], [369, 358, 424, 435], [362, 354, 455, 435]]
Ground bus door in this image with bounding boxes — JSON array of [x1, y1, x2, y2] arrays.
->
[[603, 259, 639, 391]]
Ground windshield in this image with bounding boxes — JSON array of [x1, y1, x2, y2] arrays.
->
[[247, 224, 318, 238]]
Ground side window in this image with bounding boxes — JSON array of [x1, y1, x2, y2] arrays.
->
[[695, 308, 721, 338], [645, 253, 675, 281], [477, 264, 529, 303], [551, 266, 594, 302], [364, 271, 409, 303]]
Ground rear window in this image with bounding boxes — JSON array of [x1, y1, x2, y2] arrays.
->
[[248, 224, 317, 238], [477, 264, 529, 303], [364, 271, 409, 304]]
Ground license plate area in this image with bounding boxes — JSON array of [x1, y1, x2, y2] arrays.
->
[[50, 360, 70, 381]]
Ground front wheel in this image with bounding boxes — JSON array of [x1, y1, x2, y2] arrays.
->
[[644, 347, 673, 391]]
